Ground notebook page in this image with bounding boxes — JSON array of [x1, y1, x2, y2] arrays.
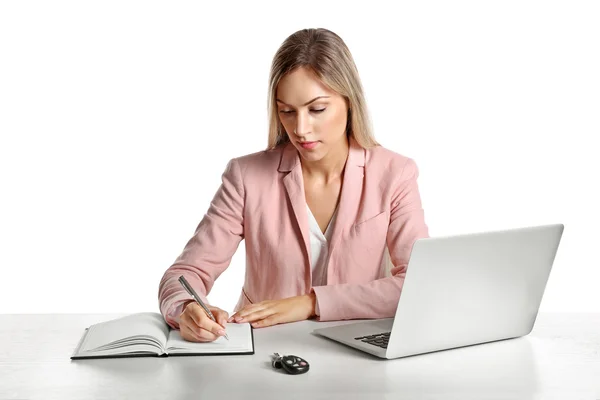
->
[[79, 312, 170, 353], [74, 343, 164, 358], [166, 323, 252, 354]]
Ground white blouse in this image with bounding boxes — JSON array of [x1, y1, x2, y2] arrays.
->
[[307, 203, 339, 287]]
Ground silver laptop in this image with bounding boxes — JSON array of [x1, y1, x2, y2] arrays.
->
[[313, 223, 564, 359]]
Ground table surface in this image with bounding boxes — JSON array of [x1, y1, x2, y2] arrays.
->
[[1, 312, 599, 400]]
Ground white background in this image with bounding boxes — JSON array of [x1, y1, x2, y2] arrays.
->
[[1, 1, 598, 314]]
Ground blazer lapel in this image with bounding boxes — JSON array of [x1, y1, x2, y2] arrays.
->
[[280, 142, 312, 283], [327, 137, 366, 261]]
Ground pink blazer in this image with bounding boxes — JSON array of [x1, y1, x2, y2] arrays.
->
[[158, 137, 430, 328]]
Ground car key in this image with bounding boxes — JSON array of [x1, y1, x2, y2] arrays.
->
[[272, 353, 283, 369], [272, 353, 309, 375]]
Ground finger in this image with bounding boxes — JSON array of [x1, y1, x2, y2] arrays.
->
[[179, 315, 204, 342], [239, 307, 276, 323], [180, 324, 203, 342], [228, 308, 246, 321], [213, 309, 229, 328], [251, 314, 279, 328], [181, 314, 222, 341], [234, 303, 269, 321], [184, 306, 227, 338], [181, 324, 218, 342], [199, 318, 228, 337], [229, 303, 263, 321], [180, 314, 208, 341], [228, 310, 244, 322]]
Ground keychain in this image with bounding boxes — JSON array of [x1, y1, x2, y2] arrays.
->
[[271, 353, 310, 375]]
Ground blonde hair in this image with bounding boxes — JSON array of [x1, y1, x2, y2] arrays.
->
[[266, 28, 379, 150]]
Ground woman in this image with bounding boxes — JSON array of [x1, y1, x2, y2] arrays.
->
[[158, 28, 430, 343]]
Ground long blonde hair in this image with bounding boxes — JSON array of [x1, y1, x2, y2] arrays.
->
[[266, 28, 379, 150]]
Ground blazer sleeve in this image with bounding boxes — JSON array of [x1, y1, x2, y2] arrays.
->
[[158, 157, 245, 329], [311, 157, 430, 321]]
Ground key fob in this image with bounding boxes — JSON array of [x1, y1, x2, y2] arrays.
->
[[280, 354, 309, 375], [272, 352, 283, 369]]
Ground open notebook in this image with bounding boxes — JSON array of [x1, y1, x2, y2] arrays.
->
[[71, 312, 254, 359]]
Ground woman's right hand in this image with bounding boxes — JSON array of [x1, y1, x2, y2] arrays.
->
[[179, 301, 230, 342]]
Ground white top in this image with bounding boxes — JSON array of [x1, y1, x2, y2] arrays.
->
[[307, 203, 338, 287]]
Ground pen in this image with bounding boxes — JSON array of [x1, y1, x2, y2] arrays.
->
[[178, 275, 229, 341]]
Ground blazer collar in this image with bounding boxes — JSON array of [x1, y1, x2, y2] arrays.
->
[[279, 136, 366, 289]]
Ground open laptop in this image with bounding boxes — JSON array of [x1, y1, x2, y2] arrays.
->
[[313, 223, 564, 359]]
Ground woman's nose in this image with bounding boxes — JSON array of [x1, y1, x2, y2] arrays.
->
[[294, 112, 311, 136]]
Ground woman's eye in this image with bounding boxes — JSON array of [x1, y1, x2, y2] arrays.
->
[[280, 108, 326, 114]]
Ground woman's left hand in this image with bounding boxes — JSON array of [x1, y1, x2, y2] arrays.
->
[[228, 293, 317, 328]]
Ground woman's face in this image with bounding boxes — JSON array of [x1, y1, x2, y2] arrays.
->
[[276, 67, 350, 162]]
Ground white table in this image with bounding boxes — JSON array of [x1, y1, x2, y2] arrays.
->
[[1, 313, 599, 399]]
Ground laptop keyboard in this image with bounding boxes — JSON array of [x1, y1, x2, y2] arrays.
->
[[354, 332, 391, 349]]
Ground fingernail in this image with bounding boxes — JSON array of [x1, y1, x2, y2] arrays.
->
[[217, 329, 226, 336], [236, 317, 244, 322]]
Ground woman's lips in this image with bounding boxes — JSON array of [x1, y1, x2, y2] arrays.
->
[[299, 141, 319, 150]]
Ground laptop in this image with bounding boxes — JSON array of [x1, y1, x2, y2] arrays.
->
[[313, 223, 564, 359]]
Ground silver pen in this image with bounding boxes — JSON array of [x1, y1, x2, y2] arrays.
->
[[178, 275, 229, 340]]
